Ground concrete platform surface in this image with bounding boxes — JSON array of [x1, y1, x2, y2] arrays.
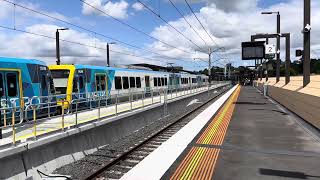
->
[[125, 85, 320, 180]]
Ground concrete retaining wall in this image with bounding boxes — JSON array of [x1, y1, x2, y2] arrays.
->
[[267, 86, 320, 129], [255, 76, 320, 130], [0, 84, 230, 179]]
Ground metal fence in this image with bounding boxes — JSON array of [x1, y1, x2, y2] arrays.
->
[[0, 81, 230, 146]]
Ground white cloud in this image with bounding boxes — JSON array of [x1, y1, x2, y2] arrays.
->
[[132, 2, 144, 11], [149, 0, 320, 67], [0, 24, 167, 67], [82, 0, 129, 19]]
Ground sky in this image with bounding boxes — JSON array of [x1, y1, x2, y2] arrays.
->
[[0, 0, 319, 71]]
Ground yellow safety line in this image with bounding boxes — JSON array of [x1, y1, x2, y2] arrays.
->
[[180, 147, 205, 179]]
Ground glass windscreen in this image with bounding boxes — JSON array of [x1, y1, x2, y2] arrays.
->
[[51, 70, 70, 95]]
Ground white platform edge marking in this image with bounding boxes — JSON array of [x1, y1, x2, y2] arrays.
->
[[121, 85, 238, 180]]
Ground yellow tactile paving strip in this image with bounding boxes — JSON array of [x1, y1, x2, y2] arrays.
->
[[170, 86, 241, 180]]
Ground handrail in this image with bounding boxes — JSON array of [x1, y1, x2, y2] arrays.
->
[[0, 82, 231, 145]]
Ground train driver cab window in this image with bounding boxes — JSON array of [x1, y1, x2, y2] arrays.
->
[[0, 74, 4, 97], [7, 73, 18, 97], [122, 77, 129, 89], [136, 77, 141, 88], [154, 77, 158, 87], [158, 77, 161, 86], [51, 70, 70, 95], [115, 76, 122, 90], [130, 77, 135, 88], [161, 78, 165, 87], [164, 78, 167, 86]]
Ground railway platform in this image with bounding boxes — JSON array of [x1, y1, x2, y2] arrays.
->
[[0, 84, 226, 149], [122, 85, 320, 180]]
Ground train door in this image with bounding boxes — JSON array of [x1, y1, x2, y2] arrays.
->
[[95, 74, 107, 95], [1, 71, 20, 106], [0, 73, 5, 127], [145, 76, 150, 92], [39, 66, 52, 116], [72, 70, 87, 110], [95, 74, 107, 106], [78, 74, 86, 95], [0, 71, 21, 125]]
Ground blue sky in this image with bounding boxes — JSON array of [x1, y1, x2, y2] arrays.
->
[[24, 0, 285, 47], [1, 0, 316, 70]]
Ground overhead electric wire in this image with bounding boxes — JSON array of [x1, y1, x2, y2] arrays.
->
[[0, 25, 194, 65], [136, 0, 205, 52], [184, 0, 217, 47], [1, 0, 195, 64], [80, 0, 194, 55], [184, 0, 231, 63], [167, 0, 208, 47]]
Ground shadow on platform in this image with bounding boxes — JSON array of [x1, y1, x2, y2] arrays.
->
[[259, 168, 320, 179]]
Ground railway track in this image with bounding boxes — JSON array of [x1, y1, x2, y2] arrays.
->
[[84, 86, 231, 180]]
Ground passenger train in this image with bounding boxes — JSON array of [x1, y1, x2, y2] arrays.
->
[[0, 57, 209, 125], [49, 64, 209, 108]]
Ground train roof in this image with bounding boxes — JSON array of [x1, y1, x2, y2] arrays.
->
[[0, 57, 46, 66]]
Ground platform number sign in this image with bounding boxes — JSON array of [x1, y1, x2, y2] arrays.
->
[[265, 44, 276, 59]]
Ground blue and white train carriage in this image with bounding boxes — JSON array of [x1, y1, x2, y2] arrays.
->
[[0, 57, 57, 126], [49, 64, 170, 107], [48, 63, 209, 111]]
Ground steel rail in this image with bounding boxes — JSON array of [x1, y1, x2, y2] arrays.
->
[[83, 84, 231, 180]]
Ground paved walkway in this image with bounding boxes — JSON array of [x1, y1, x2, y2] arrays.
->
[[163, 86, 320, 180]]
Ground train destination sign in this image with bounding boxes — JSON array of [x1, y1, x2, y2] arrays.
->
[[241, 41, 265, 60]]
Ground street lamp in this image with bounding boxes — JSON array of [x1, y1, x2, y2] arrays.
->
[[261, 11, 281, 82], [107, 42, 116, 67], [56, 28, 69, 65]]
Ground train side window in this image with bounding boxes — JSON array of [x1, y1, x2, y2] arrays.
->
[[41, 75, 47, 90], [130, 77, 135, 88], [164, 78, 167, 86], [115, 76, 122, 90], [161, 78, 164, 86], [49, 77, 55, 94], [158, 77, 161, 86], [154, 77, 157, 87], [122, 76, 129, 89], [136, 77, 141, 88], [7, 73, 18, 97], [95, 76, 100, 91], [100, 75, 106, 91], [79, 76, 84, 89], [0, 74, 4, 97], [73, 78, 79, 92]]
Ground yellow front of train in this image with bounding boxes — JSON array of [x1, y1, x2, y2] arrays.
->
[[49, 65, 76, 110]]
